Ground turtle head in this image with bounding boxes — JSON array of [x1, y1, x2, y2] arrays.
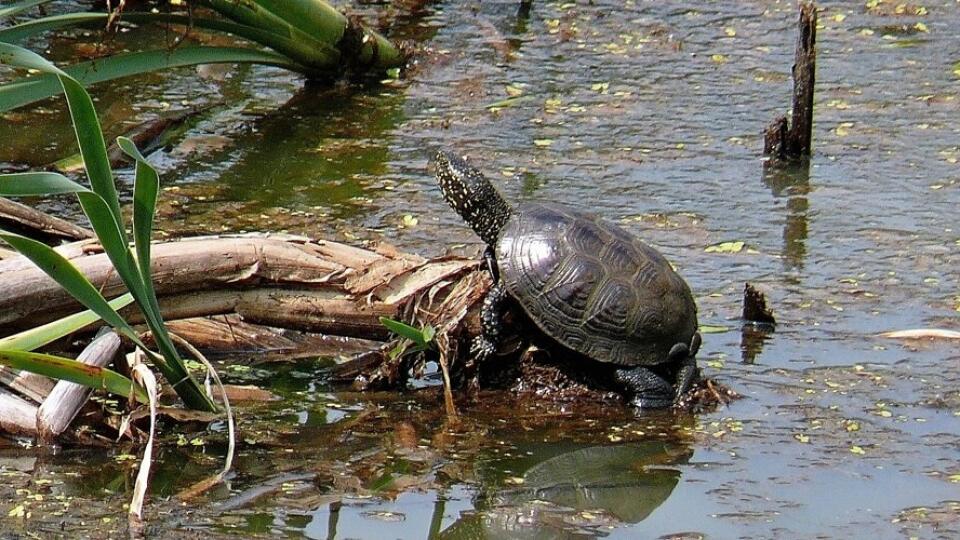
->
[[435, 150, 513, 246]]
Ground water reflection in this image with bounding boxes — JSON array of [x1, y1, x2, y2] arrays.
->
[[208, 86, 407, 215], [439, 440, 691, 538], [740, 324, 771, 364], [761, 159, 811, 273]]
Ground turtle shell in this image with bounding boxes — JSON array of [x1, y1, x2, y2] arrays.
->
[[496, 202, 698, 366]]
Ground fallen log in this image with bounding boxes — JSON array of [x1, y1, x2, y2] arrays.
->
[[0, 233, 488, 438], [0, 234, 481, 333]]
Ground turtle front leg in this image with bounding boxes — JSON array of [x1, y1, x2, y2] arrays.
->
[[669, 331, 701, 400], [473, 279, 508, 361], [613, 366, 675, 409], [674, 356, 699, 400]]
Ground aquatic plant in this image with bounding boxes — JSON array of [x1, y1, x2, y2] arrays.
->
[[0, 42, 215, 411], [0, 0, 406, 111]]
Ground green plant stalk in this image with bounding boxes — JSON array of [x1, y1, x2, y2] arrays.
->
[[200, 0, 341, 66], [254, 0, 346, 43], [253, 0, 406, 68], [0, 43, 215, 410], [117, 136, 213, 410], [203, 0, 404, 71]]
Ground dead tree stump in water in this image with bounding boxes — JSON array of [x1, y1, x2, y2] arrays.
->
[[765, 2, 817, 160]]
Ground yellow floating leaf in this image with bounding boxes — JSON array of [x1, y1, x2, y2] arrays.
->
[[505, 84, 524, 97], [705, 241, 745, 254], [794, 433, 810, 443], [401, 214, 419, 228], [7, 504, 25, 518], [533, 139, 554, 148], [914, 22, 929, 33], [724, 27, 737, 37], [833, 13, 847, 23], [700, 325, 730, 334], [850, 445, 866, 455], [948, 474, 960, 483], [845, 421, 861, 432], [711, 54, 728, 64]]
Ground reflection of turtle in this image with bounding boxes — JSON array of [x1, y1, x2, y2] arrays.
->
[[435, 151, 701, 407], [438, 441, 691, 538]]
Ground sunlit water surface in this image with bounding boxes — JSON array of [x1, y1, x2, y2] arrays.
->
[[1, 0, 959, 538]]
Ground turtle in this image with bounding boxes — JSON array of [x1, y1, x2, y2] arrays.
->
[[434, 150, 701, 408]]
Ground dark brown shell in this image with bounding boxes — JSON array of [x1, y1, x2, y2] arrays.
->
[[496, 202, 698, 366]]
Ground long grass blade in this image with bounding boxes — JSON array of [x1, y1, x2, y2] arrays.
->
[[0, 349, 147, 403], [118, 137, 156, 288], [0, 45, 300, 112], [0, 12, 103, 41], [0, 293, 135, 351], [0, 170, 93, 196], [379, 316, 429, 348], [118, 137, 168, 355], [0, 42, 122, 229], [0, 12, 334, 68], [0, 0, 52, 20], [0, 232, 142, 344]]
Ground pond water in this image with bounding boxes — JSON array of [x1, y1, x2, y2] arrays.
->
[[1, 0, 959, 538]]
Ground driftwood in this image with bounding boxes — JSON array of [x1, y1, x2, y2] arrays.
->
[[0, 233, 488, 438], [764, 2, 817, 160], [0, 234, 482, 335], [37, 330, 121, 441], [0, 197, 94, 245], [0, 389, 37, 436]]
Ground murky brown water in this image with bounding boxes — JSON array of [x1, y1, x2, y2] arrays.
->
[[2, 0, 959, 538]]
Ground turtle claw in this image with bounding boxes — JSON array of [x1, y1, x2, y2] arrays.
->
[[674, 356, 699, 400], [615, 366, 675, 410], [470, 335, 497, 361]]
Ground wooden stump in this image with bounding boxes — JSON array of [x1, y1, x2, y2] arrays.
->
[[764, 2, 817, 161]]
